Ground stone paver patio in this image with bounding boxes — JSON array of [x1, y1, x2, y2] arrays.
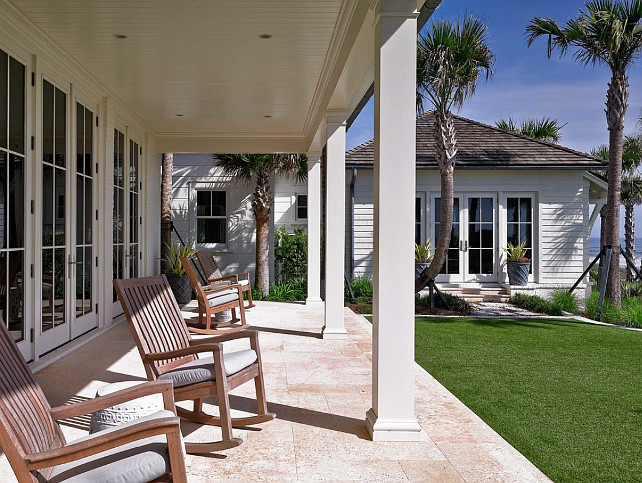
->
[[0, 302, 550, 481]]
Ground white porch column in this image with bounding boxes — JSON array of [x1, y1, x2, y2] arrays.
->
[[366, 0, 420, 441], [306, 151, 323, 305], [323, 113, 348, 339]]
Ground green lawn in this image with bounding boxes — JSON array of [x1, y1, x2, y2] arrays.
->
[[413, 317, 642, 483]]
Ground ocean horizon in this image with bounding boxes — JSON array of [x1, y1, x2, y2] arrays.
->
[[589, 237, 642, 267]]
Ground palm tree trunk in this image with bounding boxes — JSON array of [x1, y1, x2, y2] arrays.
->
[[600, 203, 608, 251], [604, 72, 629, 306], [160, 153, 173, 272], [625, 201, 636, 281], [416, 111, 457, 291], [252, 171, 272, 295]]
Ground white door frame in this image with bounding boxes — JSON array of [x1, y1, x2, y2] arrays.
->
[[431, 192, 463, 283], [462, 193, 498, 283]]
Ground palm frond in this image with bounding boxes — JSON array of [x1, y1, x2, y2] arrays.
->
[[495, 116, 564, 142]]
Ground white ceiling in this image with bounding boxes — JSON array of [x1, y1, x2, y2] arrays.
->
[[9, 0, 360, 143]]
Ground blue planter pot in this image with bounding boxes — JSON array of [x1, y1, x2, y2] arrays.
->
[[507, 262, 530, 286]]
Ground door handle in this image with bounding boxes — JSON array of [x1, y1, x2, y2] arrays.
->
[[465, 241, 468, 252], [68, 261, 82, 265]]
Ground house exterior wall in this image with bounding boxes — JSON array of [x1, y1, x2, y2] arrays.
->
[[0, 12, 158, 364], [347, 168, 589, 291]]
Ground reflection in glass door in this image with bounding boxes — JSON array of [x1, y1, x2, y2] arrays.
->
[[113, 129, 125, 302], [128, 140, 139, 278], [41, 80, 67, 341], [0, 50, 26, 357], [433, 196, 462, 282], [465, 196, 496, 282], [72, 102, 96, 338]]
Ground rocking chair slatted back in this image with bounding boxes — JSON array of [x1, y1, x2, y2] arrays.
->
[[181, 257, 208, 308], [195, 251, 222, 282], [0, 320, 65, 480], [114, 276, 196, 378]]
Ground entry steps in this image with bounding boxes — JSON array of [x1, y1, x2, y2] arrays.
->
[[435, 285, 511, 303]]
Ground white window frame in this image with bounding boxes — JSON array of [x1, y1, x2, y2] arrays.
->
[[501, 193, 537, 284], [191, 185, 229, 249], [294, 193, 308, 222]]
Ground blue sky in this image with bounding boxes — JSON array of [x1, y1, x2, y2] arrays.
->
[[346, 1, 642, 238]]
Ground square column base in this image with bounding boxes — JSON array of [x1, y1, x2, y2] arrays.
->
[[321, 327, 348, 339], [305, 298, 323, 306], [365, 408, 422, 441]]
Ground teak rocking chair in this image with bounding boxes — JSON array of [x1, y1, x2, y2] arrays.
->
[[195, 251, 254, 309], [0, 319, 187, 483], [180, 256, 248, 335], [114, 275, 275, 454]]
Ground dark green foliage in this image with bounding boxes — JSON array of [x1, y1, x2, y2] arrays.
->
[[416, 292, 472, 314], [621, 280, 642, 298], [510, 293, 562, 316], [551, 290, 579, 313], [345, 276, 373, 301], [252, 278, 307, 302], [584, 291, 642, 328], [274, 226, 307, 282], [415, 316, 642, 483]]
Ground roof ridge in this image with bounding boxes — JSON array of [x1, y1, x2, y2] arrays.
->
[[449, 113, 604, 163]]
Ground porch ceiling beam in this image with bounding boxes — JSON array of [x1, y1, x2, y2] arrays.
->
[[366, 0, 421, 442]]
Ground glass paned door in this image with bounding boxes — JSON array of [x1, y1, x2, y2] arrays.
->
[[71, 102, 96, 338], [112, 131, 142, 315], [40, 80, 69, 354], [432, 196, 462, 282], [0, 50, 27, 359], [464, 195, 496, 282]]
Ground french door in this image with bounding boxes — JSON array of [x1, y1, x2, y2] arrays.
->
[[39, 78, 98, 355], [112, 129, 142, 316], [433, 194, 497, 283]]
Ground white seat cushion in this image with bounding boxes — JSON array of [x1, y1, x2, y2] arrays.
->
[[206, 288, 239, 307], [158, 350, 257, 388], [45, 410, 181, 483], [236, 278, 250, 287]]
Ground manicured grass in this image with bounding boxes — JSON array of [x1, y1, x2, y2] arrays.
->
[[414, 317, 642, 483]]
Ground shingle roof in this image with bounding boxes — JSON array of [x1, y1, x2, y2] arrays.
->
[[346, 112, 606, 170]]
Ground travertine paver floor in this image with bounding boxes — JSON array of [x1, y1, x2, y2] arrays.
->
[[0, 302, 550, 482], [468, 302, 542, 317]]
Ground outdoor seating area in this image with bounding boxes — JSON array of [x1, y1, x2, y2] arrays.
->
[[0, 300, 548, 482]]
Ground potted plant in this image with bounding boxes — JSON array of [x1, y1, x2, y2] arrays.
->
[[162, 242, 198, 304], [415, 240, 434, 281], [503, 241, 530, 286]]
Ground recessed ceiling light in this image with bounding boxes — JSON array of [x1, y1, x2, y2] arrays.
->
[[259, 34, 272, 39], [176, 114, 184, 117], [264, 115, 272, 118], [113, 34, 127, 39]]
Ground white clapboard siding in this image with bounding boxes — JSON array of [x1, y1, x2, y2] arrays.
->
[[346, 168, 591, 286]]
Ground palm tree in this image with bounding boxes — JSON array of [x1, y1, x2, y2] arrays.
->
[[160, 153, 173, 272], [415, 16, 495, 292], [495, 117, 565, 143], [215, 154, 307, 296], [526, 0, 642, 306]]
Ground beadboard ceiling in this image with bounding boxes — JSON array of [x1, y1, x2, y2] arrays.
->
[[9, 0, 356, 143]]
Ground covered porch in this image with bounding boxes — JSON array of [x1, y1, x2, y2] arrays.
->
[[1, 302, 548, 481]]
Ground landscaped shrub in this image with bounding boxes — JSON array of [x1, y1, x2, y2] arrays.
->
[[346, 276, 373, 301], [584, 292, 642, 328], [551, 290, 578, 313], [510, 293, 562, 316], [416, 292, 472, 314], [621, 280, 642, 299], [251, 277, 307, 302], [274, 226, 307, 282]]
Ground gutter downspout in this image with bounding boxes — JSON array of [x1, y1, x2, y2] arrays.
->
[[349, 168, 357, 277]]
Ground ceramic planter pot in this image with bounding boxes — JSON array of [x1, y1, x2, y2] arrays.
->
[[506, 261, 530, 286], [165, 273, 192, 305], [415, 262, 430, 282]]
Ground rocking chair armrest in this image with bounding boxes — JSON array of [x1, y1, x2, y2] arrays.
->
[[190, 327, 259, 345], [49, 381, 176, 421], [142, 343, 223, 363], [25, 416, 182, 470], [208, 274, 238, 283], [203, 282, 243, 294]]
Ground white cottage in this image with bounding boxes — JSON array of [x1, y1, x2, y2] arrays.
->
[[345, 112, 607, 298]]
